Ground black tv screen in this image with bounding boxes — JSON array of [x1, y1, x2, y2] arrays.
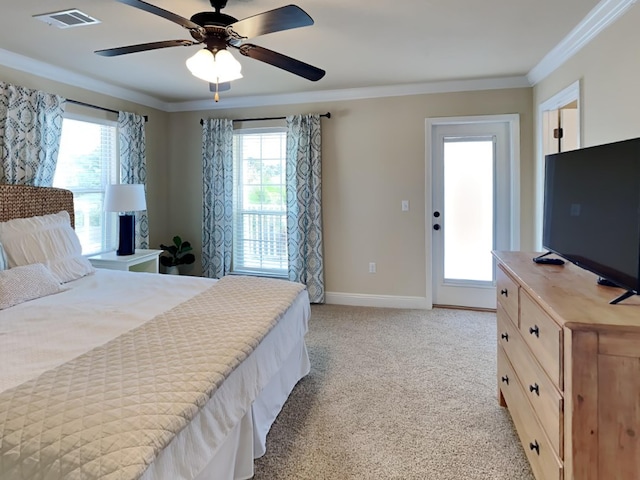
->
[[543, 138, 640, 298]]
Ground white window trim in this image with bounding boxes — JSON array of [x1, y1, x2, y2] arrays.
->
[[55, 114, 120, 256], [231, 126, 289, 278]]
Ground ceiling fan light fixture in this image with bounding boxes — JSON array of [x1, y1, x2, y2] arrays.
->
[[186, 48, 243, 83], [214, 49, 241, 74]]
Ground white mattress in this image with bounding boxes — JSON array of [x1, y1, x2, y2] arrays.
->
[[0, 270, 311, 479]]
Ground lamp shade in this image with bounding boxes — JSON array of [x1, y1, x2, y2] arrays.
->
[[104, 184, 147, 212], [186, 48, 243, 83]]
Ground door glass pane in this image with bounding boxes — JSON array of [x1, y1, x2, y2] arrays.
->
[[443, 139, 494, 282]]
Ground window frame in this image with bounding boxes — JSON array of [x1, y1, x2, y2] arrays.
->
[[53, 113, 119, 256], [231, 126, 289, 278]]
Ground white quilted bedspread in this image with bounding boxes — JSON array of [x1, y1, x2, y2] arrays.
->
[[0, 275, 305, 480]]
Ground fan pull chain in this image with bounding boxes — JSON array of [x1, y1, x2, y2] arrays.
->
[[214, 82, 220, 102]]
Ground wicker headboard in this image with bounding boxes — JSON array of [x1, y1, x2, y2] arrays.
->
[[0, 185, 75, 227]]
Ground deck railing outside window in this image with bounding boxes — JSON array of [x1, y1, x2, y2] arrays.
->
[[235, 210, 287, 273]]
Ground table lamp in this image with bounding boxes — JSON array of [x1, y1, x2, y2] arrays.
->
[[104, 184, 147, 256]]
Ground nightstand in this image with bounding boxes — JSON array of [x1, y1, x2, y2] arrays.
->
[[87, 249, 162, 273]]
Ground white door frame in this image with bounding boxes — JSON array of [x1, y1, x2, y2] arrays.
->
[[535, 80, 581, 250], [425, 114, 521, 309]]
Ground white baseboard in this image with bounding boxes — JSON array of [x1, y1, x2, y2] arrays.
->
[[324, 292, 430, 310]]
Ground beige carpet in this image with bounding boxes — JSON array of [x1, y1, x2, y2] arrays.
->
[[253, 304, 535, 480]]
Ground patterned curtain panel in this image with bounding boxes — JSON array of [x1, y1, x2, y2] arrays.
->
[[202, 118, 234, 279], [118, 111, 149, 249], [0, 81, 65, 186], [286, 114, 325, 303]]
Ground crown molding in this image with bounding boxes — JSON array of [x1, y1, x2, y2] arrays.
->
[[0, 48, 528, 113], [1, 0, 635, 112], [527, 0, 637, 85], [0, 48, 170, 111], [166, 76, 532, 112]]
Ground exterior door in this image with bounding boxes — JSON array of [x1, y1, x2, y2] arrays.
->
[[427, 116, 519, 309]]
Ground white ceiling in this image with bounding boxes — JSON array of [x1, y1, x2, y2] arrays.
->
[[0, 0, 609, 109]]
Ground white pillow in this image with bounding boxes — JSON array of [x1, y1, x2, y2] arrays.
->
[[0, 211, 95, 283], [0, 263, 66, 310], [0, 242, 7, 271]]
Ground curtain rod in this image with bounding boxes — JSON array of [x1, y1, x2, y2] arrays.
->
[[200, 112, 331, 125], [67, 99, 149, 122]]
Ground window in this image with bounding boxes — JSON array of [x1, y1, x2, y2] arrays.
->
[[53, 116, 118, 255], [232, 128, 288, 276]]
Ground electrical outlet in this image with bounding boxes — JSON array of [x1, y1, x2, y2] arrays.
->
[[402, 200, 409, 212], [369, 262, 376, 273]]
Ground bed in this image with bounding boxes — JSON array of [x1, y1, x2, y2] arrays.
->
[[0, 184, 311, 480]]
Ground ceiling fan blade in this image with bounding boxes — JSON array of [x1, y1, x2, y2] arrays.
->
[[238, 44, 325, 81], [115, 0, 205, 35], [231, 5, 313, 40], [95, 39, 197, 57], [209, 82, 232, 92]]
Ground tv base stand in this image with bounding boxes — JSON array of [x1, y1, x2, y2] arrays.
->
[[609, 289, 638, 304]]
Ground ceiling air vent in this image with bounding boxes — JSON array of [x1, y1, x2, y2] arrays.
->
[[33, 9, 100, 29]]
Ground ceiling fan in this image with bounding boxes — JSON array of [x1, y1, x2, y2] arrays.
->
[[95, 0, 326, 99]]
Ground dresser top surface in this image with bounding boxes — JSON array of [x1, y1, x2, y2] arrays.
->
[[494, 251, 640, 330]]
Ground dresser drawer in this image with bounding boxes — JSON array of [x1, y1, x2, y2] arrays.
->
[[498, 311, 564, 457], [498, 347, 563, 480], [497, 266, 519, 326], [520, 291, 563, 391], [497, 305, 520, 358]]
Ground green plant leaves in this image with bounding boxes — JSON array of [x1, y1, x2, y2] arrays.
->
[[160, 236, 195, 266]]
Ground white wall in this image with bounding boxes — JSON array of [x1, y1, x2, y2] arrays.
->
[[168, 88, 533, 304], [534, 5, 640, 148]]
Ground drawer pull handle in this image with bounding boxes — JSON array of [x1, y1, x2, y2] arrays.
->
[[501, 333, 509, 341], [529, 325, 540, 337], [529, 383, 540, 396], [501, 375, 509, 385], [529, 440, 540, 455], [500, 288, 508, 297]]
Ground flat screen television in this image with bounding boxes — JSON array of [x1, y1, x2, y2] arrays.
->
[[542, 137, 640, 304]]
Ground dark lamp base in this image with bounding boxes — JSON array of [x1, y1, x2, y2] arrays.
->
[[117, 214, 135, 256]]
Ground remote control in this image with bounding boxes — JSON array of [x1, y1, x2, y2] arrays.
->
[[533, 257, 565, 265]]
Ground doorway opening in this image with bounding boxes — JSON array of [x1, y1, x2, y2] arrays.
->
[[536, 81, 581, 250]]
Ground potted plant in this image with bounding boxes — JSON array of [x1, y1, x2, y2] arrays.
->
[[160, 236, 195, 274]]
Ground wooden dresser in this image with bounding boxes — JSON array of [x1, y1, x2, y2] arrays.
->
[[493, 251, 640, 480]]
